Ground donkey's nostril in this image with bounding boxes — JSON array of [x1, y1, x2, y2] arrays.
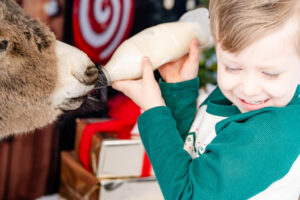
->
[[85, 65, 98, 77], [83, 64, 99, 85]]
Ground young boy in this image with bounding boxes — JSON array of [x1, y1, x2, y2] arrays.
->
[[112, 0, 300, 199]]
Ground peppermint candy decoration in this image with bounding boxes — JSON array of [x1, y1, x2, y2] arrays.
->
[[73, 0, 134, 64]]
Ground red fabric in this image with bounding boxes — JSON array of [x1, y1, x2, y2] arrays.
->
[[79, 94, 141, 172], [140, 151, 152, 177]]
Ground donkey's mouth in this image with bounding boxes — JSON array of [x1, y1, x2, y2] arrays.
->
[[70, 95, 88, 102], [58, 95, 88, 111], [58, 95, 87, 111]]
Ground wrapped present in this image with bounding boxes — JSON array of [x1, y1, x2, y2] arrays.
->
[[90, 132, 116, 175], [99, 177, 163, 200], [81, 127, 153, 177], [97, 139, 154, 179], [59, 151, 163, 200], [60, 151, 99, 200], [90, 132, 103, 176], [77, 94, 141, 172], [74, 118, 114, 155]]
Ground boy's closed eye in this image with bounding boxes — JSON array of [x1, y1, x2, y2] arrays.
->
[[224, 65, 242, 72], [224, 64, 281, 79], [262, 71, 280, 79]]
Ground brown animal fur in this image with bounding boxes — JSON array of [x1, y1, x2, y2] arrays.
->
[[0, 0, 98, 136]]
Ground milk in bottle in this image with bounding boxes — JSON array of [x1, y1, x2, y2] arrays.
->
[[97, 8, 212, 86]]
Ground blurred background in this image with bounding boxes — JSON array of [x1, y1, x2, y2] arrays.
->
[[0, 0, 216, 199]]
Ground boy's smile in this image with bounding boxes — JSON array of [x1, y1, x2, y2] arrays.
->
[[216, 16, 300, 113], [240, 99, 270, 111]]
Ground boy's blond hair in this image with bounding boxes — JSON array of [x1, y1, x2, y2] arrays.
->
[[209, 0, 300, 53]]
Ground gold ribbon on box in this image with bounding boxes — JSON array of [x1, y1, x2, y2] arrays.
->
[[90, 142, 102, 175]]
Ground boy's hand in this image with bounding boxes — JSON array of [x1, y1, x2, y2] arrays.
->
[[158, 38, 200, 83], [112, 57, 166, 111]]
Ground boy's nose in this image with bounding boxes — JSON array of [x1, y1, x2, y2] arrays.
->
[[240, 74, 261, 97]]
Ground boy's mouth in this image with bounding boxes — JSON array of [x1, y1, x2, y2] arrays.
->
[[244, 100, 265, 104], [240, 98, 270, 111]]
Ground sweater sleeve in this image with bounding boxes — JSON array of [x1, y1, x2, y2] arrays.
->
[[159, 78, 199, 141], [137, 106, 300, 200]]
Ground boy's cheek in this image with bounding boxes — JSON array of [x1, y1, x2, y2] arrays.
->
[[268, 85, 297, 103], [263, 77, 298, 97], [217, 71, 239, 91]]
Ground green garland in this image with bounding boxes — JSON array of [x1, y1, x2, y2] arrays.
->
[[199, 0, 209, 8], [198, 47, 217, 87], [198, 0, 217, 87]]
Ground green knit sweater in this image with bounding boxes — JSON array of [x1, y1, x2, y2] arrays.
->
[[138, 78, 300, 200]]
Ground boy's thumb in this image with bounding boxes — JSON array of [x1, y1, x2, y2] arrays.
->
[[189, 38, 200, 64], [142, 57, 155, 81]]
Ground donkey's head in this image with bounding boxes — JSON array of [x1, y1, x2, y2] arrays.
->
[[0, 0, 99, 136]]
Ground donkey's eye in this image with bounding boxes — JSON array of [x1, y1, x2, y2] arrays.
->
[[0, 40, 8, 52]]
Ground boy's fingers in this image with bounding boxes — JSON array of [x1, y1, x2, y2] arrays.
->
[[111, 80, 134, 92], [189, 38, 200, 65], [111, 81, 124, 91], [142, 57, 155, 81]]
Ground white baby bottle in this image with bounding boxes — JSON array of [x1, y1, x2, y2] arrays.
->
[[97, 7, 212, 87]]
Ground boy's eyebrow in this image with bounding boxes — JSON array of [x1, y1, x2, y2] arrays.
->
[[217, 50, 240, 65], [219, 55, 240, 65], [221, 57, 285, 70], [257, 60, 287, 70]]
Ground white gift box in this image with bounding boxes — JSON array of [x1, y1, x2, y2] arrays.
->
[[97, 139, 154, 178], [100, 177, 163, 200], [96, 139, 163, 200]]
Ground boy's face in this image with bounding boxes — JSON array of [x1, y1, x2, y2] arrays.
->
[[216, 17, 300, 113]]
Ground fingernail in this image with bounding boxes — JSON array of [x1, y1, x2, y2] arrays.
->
[[143, 57, 149, 62], [194, 39, 199, 47]]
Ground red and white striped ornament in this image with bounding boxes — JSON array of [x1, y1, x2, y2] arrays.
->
[[72, 0, 134, 64]]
